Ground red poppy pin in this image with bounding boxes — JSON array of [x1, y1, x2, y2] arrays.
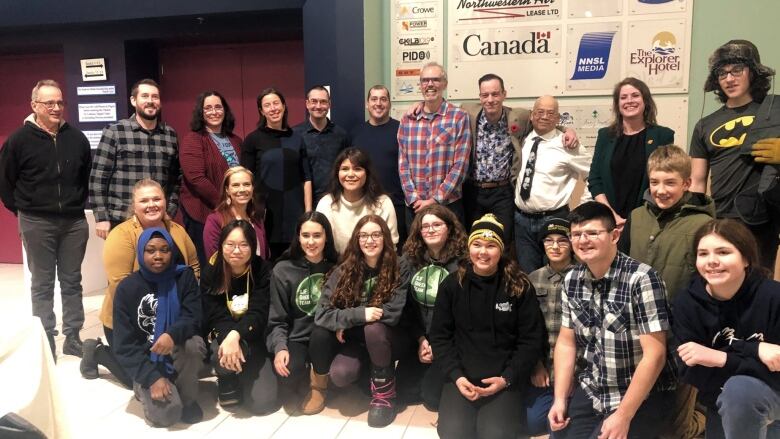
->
[[510, 124, 519, 133]]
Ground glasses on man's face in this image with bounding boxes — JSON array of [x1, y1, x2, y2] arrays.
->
[[533, 109, 558, 118], [358, 232, 384, 243], [717, 64, 746, 80], [570, 230, 609, 241], [421, 222, 445, 233], [420, 77, 443, 85], [203, 105, 224, 114], [223, 242, 251, 252], [35, 100, 66, 110], [543, 238, 570, 248]]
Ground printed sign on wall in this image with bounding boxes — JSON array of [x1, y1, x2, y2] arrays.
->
[[626, 19, 687, 91], [568, 0, 623, 18], [450, 0, 561, 23], [565, 23, 623, 93], [391, 0, 445, 101], [630, 0, 689, 15]]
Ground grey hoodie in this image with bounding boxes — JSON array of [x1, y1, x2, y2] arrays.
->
[[266, 257, 335, 353], [314, 263, 406, 331]]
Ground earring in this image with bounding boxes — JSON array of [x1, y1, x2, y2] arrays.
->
[[226, 198, 231, 205]]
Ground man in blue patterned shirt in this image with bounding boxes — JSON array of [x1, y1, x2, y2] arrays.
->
[[549, 201, 676, 439]]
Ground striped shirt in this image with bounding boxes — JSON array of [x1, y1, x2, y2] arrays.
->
[[397, 100, 471, 205], [89, 115, 180, 223], [561, 252, 676, 414]]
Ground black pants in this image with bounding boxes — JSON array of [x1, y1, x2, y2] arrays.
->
[[551, 387, 675, 439], [393, 202, 408, 253], [274, 340, 309, 387], [210, 339, 279, 414], [437, 382, 523, 439], [405, 199, 465, 232], [463, 182, 515, 242], [181, 206, 207, 269], [96, 326, 132, 388], [395, 336, 446, 409], [747, 219, 779, 272]]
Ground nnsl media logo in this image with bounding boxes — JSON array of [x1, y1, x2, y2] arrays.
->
[[462, 31, 552, 57], [629, 32, 681, 75], [638, 0, 674, 3], [571, 31, 616, 80]]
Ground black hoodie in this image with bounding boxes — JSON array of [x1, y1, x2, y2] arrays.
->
[[429, 266, 545, 391], [0, 117, 91, 216], [673, 272, 780, 408]]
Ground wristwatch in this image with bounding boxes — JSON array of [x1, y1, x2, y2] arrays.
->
[[502, 375, 512, 389]]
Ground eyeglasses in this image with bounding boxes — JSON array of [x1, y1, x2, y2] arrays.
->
[[570, 230, 609, 241], [717, 64, 746, 80], [358, 232, 384, 242], [421, 222, 446, 232], [223, 242, 251, 252], [543, 238, 570, 247], [203, 105, 224, 114], [420, 77, 443, 84], [35, 100, 66, 109], [533, 109, 558, 118]]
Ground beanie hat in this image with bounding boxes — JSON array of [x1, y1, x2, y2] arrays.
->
[[468, 214, 505, 252], [538, 217, 571, 244], [704, 39, 775, 93]]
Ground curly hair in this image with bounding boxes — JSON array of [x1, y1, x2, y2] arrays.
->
[[324, 147, 386, 210], [328, 215, 399, 308], [189, 91, 236, 135], [214, 166, 263, 226], [457, 255, 531, 298], [607, 77, 658, 137], [403, 204, 468, 268]]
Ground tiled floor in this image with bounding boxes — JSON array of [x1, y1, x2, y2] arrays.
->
[[2, 263, 550, 438]]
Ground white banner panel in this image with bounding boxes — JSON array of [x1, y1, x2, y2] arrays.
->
[[390, 0, 445, 101], [568, 1, 623, 18], [626, 19, 688, 91], [565, 22, 623, 93], [629, 0, 689, 15], [450, 0, 561, 24], [448, 25, 563, 98]]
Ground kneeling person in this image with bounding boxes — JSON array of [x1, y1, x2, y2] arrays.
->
[[113, 228, 206, 427]]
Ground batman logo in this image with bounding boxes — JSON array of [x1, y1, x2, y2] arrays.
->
[[709, 116, 754, 148]]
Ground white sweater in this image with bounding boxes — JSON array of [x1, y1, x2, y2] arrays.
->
[[316, 193, 399, 255]]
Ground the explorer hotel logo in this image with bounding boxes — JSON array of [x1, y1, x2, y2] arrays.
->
[[455, 0, 559, 20], [630, 31, 681, 75]]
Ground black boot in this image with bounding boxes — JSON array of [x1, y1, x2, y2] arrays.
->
[[181, 402, 203, 424], [46, 333, 56, 363], [80, 338, 102, 379], [217, 374, 241, 408], [63, 333, 83, 357], [367, 365, 397, 428]]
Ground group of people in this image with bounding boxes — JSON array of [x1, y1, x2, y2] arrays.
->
[[1, 38, 780, 438]]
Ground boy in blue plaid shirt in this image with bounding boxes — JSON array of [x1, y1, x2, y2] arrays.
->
[[548, 201, 677, 439]]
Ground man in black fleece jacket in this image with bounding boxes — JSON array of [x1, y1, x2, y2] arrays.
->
[[0, 79, 91, 360]]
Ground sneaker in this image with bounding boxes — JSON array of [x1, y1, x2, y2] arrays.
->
[[181, 402, 203, 424], [80, 338, 102, 379], [63, 333, 83, 357], [217, 375, 241, 408]]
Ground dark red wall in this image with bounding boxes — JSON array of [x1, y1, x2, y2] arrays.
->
[[159, 40, 306, 139]]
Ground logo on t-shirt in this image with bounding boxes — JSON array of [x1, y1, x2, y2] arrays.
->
[[137, 293, 157, 343], [411, 264, 449, 307], [709, 115, 755, 148], [295, 273, 325, 316], [362, 276, 378, 303]]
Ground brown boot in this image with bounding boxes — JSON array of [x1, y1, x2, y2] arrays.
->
[[301, 369, 328, 415]]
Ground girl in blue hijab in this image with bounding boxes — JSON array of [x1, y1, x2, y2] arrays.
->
[[113, 227, 206, 427]]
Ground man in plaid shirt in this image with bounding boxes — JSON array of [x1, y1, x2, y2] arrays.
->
[[549, 201, 676, 439], [89, 79, 181, 239], [397, 62, 470, 226]]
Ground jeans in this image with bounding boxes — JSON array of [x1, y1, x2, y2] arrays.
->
[[18, 212, 88, 337], [705, 375, 780, 439], [524, 385, 553, 436]]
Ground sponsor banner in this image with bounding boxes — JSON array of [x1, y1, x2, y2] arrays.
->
[[558, 103, 614, 148], [626, 19, 686, 90], [396, 2, 439, 19], [452, 0, 560, 24], [568, 0, 622, 18], [391, 0, 444, 100], [451, 26, 561, 62], [630, 0, 688, 14], [566, 23, 623, 92]]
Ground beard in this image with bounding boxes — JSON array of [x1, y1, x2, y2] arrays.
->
[[137, 106, 159, 121]]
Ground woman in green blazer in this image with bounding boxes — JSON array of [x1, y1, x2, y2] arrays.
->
[[588, 77, 675, 230]]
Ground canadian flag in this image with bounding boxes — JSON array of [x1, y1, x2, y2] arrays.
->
[[536, 31, 551, 39]]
